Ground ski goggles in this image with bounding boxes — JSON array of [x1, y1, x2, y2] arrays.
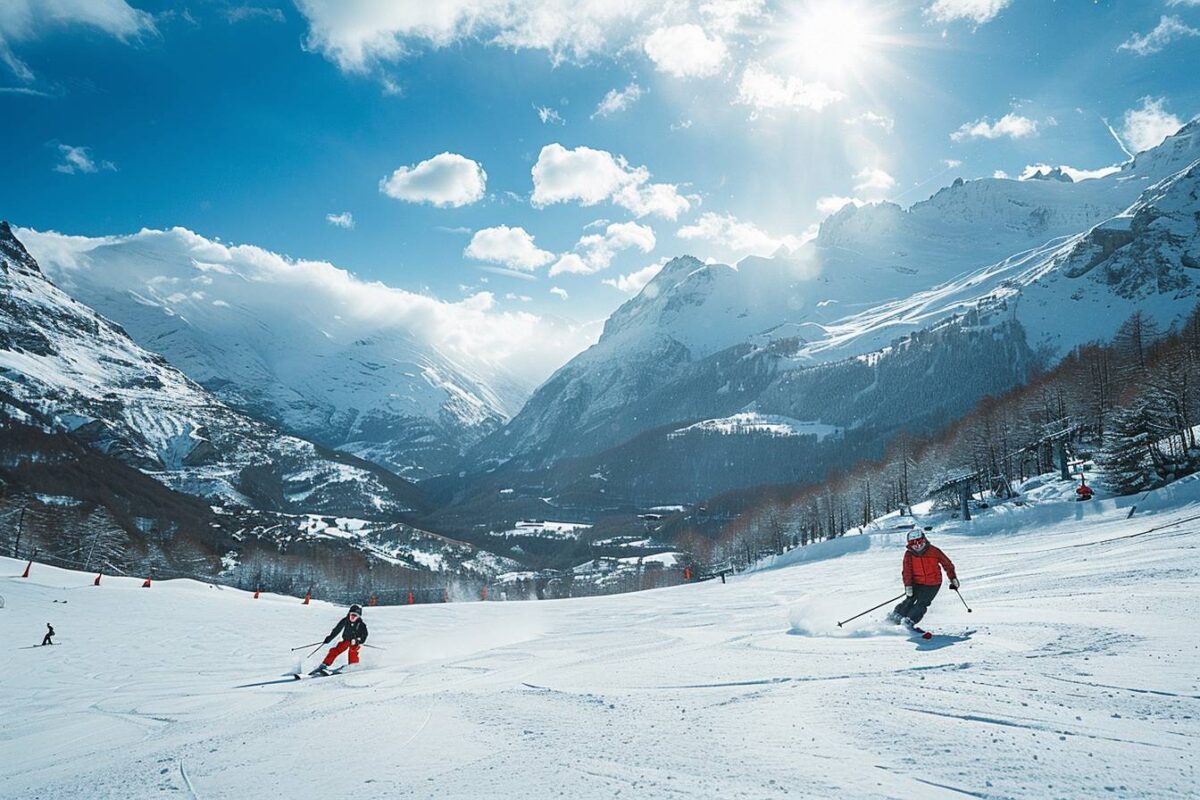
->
[[906, 537, 927, 549]]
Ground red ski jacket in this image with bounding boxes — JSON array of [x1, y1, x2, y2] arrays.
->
[[903, 544, 957, 586]]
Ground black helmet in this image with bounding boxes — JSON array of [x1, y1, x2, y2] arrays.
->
[[349, 604, 362, 615]]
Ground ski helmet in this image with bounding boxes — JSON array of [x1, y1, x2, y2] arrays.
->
[[906, 529, 928, 551], [349, 604, 362, 616]]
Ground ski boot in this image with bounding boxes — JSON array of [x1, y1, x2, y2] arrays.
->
[[308, 663, 330, 677]]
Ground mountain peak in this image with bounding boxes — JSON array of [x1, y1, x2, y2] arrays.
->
[[1024, 166, 1074, 183], [0, 220, 42, 276]]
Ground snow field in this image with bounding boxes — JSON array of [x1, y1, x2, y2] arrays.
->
[[2, 476, 1198, 798]]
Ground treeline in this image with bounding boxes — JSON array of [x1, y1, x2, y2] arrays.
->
[[681, 305, 1200, 571]]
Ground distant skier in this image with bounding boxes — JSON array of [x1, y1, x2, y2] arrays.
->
[[310, 604, 368, 675], [41, 623, 55, 646], [889, 529, 959, 628]]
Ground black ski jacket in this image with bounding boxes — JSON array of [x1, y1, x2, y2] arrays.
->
[[325, 616, 368, 645]]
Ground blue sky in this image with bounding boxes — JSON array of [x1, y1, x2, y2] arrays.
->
[[2, 0, 1198, 330]]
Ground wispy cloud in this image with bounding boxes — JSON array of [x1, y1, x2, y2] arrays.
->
[[326, 211, 355, 229], [1118, 15, 1199, 56], [593, 83, 643, 118], [53, 144, 115, 174], [224, 6, 287, 24], [926, 0, 1012, 25], [535, 104, 564, 125], [0, 0, 156, 82], [845, 111, 895, 133]]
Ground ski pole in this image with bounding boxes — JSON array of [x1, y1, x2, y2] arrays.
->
[[305, 643, 326, 659], [361, 643, 385, 651], [953, 587, 973, 613], [837, 593, 905, 627], [290, 641, 324, 651]]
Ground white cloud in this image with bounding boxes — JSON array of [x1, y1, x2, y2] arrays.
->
[[852, 168, 895, 196], [379, 152, 487, 207], [925, 0, 1012, 25], [593, 82, 643, 118], [0, 0, 155, 81], [532, 143, 643, 207], [677, 212, 801, 261], [816, 196, 864, 216], [535, 104, 564, 125], [950, 113, 1039, 141], [293, 0, 658, 72], [465, 225, 555, 271], [603, 258, 668, 294], [551, 221, 656, 276], [701, 0, 766, 32], [993, 169, 1009, 179], [531, 143, 690, 219], [611, 182, 692, 220], [326, 211, 355, 229], [1118, 15, 1199, 56], [549, 286, 569, 300], [643, 24, 726, 78], [1120, 96, 1184, 153], [845, 111, 895, 133], [736, 63, 844, 113], [53, 144, 115, 174], [21, 225, 597, 386], [942, 158, 962, 168]]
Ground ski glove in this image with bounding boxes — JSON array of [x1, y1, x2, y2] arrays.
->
[[904, 585, 914, 598], [323, 636, 332, 644], [949, 578, 960, 590]]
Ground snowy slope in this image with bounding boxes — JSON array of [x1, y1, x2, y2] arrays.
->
[[3, 473, 1198, 798], [17, 226, 530, 478], [483, 121, 1200, 468], [0, 222, 423, 518]]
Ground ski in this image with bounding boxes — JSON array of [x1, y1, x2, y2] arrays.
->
[[298, 666, 347, 680]]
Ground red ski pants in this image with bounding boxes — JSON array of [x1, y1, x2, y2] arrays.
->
[[322, 640, 360, 666]]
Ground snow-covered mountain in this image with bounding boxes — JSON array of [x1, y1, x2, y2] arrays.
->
[[477, 121, 1200, 481], [17, 227, 530, 478], [0, 222, 425, 518]]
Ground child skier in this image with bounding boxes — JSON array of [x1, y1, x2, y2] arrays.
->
[[310, 604, 368, 675], [890, 529, 959, 628], [41, 623, 54, 646]]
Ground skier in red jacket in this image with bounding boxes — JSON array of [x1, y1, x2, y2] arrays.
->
[[889, 529, 958, 627]]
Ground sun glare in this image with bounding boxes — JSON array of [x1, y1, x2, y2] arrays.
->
[[787, 2, 881, 75]]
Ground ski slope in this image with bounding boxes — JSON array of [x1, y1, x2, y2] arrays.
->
[[3, 476, 1199, 799]]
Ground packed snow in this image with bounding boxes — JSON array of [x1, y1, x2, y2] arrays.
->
[[2, 475, 1198, 798]]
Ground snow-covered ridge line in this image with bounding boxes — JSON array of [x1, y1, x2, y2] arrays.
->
[[16, 225, 546, 477]]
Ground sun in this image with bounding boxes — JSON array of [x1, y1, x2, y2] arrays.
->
[[776, 0, 900, 82], [786, 2, 881, 75]]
